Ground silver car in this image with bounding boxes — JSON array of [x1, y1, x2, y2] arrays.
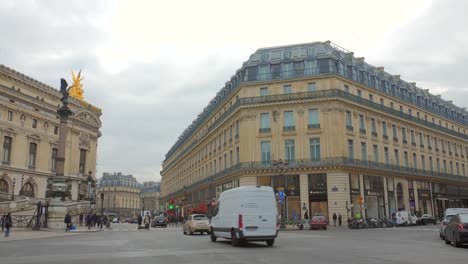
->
[[439, 208, 468, 240]]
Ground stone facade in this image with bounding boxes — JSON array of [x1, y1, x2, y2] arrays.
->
[[96, 172, 141, 218], [161, 41, 468, 222], [0, 65, 102, 202]]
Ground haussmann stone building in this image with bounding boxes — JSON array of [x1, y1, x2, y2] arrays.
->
[[160, 41, 468, 222]]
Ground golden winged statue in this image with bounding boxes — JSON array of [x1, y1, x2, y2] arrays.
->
[[69, 70, 84, 100]]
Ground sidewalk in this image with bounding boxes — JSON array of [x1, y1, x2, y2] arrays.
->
[[280, 224, 348, 231], [0, 225, 102, 242]]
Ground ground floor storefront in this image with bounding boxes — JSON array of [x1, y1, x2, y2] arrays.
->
[[164, 171, 468, 222]]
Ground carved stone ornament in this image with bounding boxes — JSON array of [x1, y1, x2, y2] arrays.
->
[[44, 121, 49, 133], [297, 109, 305, 116], [75, 111, 100, 127], [20, 114, 26, 126], [79, 132, 91, 147]]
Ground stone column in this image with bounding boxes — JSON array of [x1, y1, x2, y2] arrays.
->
[[299, 174, 309, 216], [239, 176, 257, 186], [359, 174, 366, 218], [413, 181, 419, 213], [383, 177, 389, 218], [327, 172, 350, 224]]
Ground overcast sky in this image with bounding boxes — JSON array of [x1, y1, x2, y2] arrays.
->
[[1, 0, 466, 182]]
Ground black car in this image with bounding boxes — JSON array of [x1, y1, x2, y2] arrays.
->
[[152, 216, 168, 228], [444, 213, 468, 247], [417, 214, 437, 225]]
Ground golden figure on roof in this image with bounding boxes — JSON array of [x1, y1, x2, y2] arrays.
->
[[69, 70, 84, 100]]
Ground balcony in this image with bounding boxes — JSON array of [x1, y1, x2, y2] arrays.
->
[[235, 134, 239, 139], [308, 124, 320, 129], [28, 165, 35, 170], [259, 128, 271, 133], [383, 134, 388, 140], [435, 148, 439, 152], [428, 146, 432, 150], [371, 132, 377, 137], [359, 129, 366, 135], [393, 137, 398, 143], [229, 138, 232, 143], [346, 125, 354, 132], [2, 160, 10, 166], [442, 150, 446, 154], [283, 126, 296, 132], [402, 139, 408, 144], [449, 151, 452, 155], [412, 142, 416, 146], [420, 144, 424, 149]]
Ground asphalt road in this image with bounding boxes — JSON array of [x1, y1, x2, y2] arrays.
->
[[0, 224, 466, 264]]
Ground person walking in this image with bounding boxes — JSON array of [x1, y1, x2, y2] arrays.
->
[[144, 212, 151, 230], [332, 213, 337, 227], [4, 213, 12, 237], [137, 214, 143, 230], [86, 213, 92, 230], [79, 212, 84, 226], [338, 214, 342, 227], [303, 210, 309, 225], [64, 212, 72, 232]]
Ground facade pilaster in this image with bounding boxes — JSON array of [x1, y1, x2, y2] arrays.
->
[[359, 174, 366, 218], [299, 174, 309, 216], [327, 172, 350, 223]]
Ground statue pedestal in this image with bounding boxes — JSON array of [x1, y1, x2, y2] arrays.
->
[[47, 176, 92, 229], [47, 200, 91, 230]]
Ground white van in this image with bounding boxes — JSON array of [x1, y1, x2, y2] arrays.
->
[[210, 186, 278, 247], [395, 211, 418, 226]]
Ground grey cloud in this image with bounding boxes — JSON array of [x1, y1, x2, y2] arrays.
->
[[368, 0, 468, 108]]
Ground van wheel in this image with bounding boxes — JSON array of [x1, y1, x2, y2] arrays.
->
[[189, 228, 194, 235], [266, 239, 274, 246], [210, 229, 217, 242], [183, 227, 186, 235], [231, 231, 240, 247]]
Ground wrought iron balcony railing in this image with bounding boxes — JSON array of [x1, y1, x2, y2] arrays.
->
[[259, 128, 271, 133]]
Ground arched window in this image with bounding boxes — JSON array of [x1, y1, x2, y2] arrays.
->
[[0, 179, 8, 193], [22, 182, 34, 197]]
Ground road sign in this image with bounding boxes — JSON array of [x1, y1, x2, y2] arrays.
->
[[278, 190, 285, 200]]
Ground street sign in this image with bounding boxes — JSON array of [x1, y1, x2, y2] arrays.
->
[[278, 190, 285, 200]]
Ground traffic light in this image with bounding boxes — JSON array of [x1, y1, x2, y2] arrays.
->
[[358, 195, 363, 206], [168, 204, 174, 210]]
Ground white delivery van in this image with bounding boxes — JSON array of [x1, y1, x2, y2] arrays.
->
[[395, 211, 418, 226], [210, 186, 278, 247]]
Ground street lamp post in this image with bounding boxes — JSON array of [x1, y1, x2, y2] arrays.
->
[[19, 175, 24, 195], [100, 193, 104, 215], [11, 178, 16, 200]]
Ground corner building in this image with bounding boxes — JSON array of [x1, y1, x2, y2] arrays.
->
[[161, 41, 468, 222]]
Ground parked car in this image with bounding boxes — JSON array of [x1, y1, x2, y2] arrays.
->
[[395, 211, 418, 226], [183, 214, 210, 235], [439, 208, 468, 240], [310, 215, 327, 230], [417, 214, 437, 225], [152, 216, 168, 228], [210, 186, 278, 247], [444, 213, 468, 247]]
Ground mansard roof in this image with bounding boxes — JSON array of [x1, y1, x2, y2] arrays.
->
[[164, 41, 467, 161]]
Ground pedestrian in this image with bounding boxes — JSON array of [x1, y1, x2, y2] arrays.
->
[[92, 213, 98, 228], [338, 214, 342, 227], [86, 214, 92, 230], [98, 215, 103, 229], [64, 212, 72, 232], [79, 212, 84, 226], [332, 213, 337, 227], [303, 210, 309, 225], [4, 213, 12, 237], [138, 214, 143, 226], [144, 212, 151, 230]]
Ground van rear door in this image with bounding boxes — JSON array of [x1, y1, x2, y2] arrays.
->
[[240, 194, 277, 237]]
